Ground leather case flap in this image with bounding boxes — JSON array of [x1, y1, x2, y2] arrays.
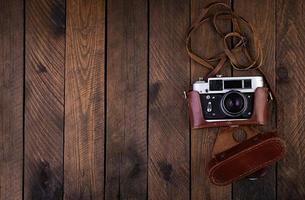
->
[[208, 132, 286, 185]]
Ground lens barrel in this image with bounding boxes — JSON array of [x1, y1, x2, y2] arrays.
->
[[221, 91, 247, 117]]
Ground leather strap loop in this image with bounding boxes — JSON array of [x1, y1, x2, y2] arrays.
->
[[186, 2, 276, 100]]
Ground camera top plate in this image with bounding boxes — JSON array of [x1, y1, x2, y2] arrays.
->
[[193, 76, 263, 94]]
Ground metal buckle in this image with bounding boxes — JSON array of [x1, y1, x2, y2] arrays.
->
[[242, 37, 248, 47], [248, 177, 259, 181], [268, 91, 273, 101]]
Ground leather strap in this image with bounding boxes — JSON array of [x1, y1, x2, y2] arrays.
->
[[186, 2, 276, 100]]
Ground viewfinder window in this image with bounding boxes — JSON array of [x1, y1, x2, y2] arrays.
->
[[224, 80, 242, 89]]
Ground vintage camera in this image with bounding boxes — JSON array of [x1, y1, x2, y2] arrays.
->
[[193, 76, 264, 122]]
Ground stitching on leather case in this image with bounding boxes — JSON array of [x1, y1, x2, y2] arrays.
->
[[209, 139, 285, 185]]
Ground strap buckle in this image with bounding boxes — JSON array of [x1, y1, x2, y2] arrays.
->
[[268, 91, 274, 101], [242, 37, 248, 47]]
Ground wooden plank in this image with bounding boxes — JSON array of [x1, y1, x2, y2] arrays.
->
[[277, 0, 305, 199], [64, 0, 105, 199], [232, 1, 277, 199], [148, 0, 190, 199], [190, 0, 232, 199], [233, 0, 276, 100], [0, 0, 24, 199], [24, 0, 65, 199], [105, 0, 147, 199]]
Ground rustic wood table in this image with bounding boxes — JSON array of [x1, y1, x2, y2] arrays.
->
[[1, 0, 304, 199]]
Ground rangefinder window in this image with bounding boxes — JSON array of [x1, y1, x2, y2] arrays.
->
[[244, 79, 252, 88], [224, 80, 242, 89], [209, 80, 223, 91]]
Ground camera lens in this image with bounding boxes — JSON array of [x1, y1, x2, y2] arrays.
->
[[221, 91, 247, 116]]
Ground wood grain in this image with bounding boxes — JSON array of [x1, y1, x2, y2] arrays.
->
[[0, 0, 24, 199], [233, 0, 276, 91], [148, 0, 190, 199], [277, 0, 305, 199], [24, 0, 65, 199], [232, 1, 277, 199], [64, 0, 105, 199], [190, 0, 231, 199], [1, 1, 305, 199], [105, 0, 148, 199]]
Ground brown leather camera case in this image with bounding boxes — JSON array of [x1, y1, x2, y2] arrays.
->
[[187, 87, 269, 129], [208, 130, 286, 185]]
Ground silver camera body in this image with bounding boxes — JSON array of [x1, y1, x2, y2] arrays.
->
[[193, 76, 264, 122]]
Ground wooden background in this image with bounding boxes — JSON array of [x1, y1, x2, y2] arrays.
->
[[0, 0, 304, 199]]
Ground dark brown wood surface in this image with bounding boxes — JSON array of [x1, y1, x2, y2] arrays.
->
[[148, 0, 190, 199], [277, 0, 305, 199], [0, 0, 24, 199], [64, 0, 105, 199], [25, 0, 65, 199], [1, 0, 305, 199], [105, 0, 147, 199]]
